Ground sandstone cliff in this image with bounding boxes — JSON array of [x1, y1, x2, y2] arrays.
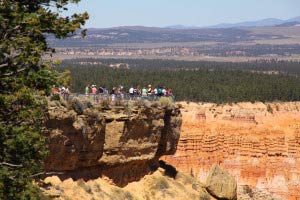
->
[[163, 102, 300, 200], [44, 99, 182, 186]]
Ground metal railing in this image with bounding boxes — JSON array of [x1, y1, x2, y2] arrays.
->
[[61, 92, 175, 104]]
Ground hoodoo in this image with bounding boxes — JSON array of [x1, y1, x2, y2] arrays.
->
[[164, 102, 300, 200]]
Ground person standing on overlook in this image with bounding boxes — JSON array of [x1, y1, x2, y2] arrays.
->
[[147, 84, 152, 95], [91, 85, 97, 103], [85, 85, 90, 97], [153, 86, 158, 100], [147, 84, 153, 100], [162, 86, 167, 96], [110, 87, 116, 101], [64, 87, 70, 101], [129, 86, 134, 99], [51, 85, 59, 96], [157, 86, 163, 97], [142, 87, 147, 98]]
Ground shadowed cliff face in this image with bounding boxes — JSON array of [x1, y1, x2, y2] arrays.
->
[[163, 102, 300, 200], [44, 100, 182, 186]]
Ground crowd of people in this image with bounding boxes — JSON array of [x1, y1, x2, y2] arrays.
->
[[128, 85, 173, 98], [85, 84, 174, 103], [51, 85, 70, 100], [51, 84, 174, 104]]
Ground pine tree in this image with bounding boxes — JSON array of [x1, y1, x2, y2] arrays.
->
[[0, 1, 88, 199]]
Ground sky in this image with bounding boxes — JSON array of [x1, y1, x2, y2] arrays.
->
[[64, 0, 300, 28]]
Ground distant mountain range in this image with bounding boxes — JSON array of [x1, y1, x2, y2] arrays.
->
[[47, 16, 300, 47], [166, 16, 300, 29], [276, 21, 300, 27], [165, 25, 199, 29]]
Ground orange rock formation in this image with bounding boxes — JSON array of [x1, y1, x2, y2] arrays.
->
[[163, 102, 300, 200], [44, 100, 182, 186]]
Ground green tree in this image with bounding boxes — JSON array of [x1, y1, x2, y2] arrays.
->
[[58, 69, 72, 87], [0, 1, 88, 199]]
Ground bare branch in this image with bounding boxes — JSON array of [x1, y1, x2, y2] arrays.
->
[[29, 171, 64, 178], [0, 162, 23, 168], [1, 71, 14, 77], [0, 63, 8, 68]]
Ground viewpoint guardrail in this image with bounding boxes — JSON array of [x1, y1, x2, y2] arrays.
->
[[63, 93, 175, 104]]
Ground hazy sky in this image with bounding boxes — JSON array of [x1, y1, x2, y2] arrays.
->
[[64, 0, 300, 28]]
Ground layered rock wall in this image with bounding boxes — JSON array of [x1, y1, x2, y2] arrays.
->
[[44, 100, 182, 186], [163, 102, 300, 200]]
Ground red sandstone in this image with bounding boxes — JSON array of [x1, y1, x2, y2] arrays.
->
[[163, 102, 300, 200]]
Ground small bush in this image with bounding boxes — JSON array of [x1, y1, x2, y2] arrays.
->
[[177, 103, 183, 108], [101, 99, 110, 109], [267, 104, 273, 114], [151, 101, 161, 108], [72, 97, 85, 114], [114, 99, 124, 107], [110, 189, 134, 200], [83, 100, 93, 109], [159, 97, 173, 108], [59, 97, 68, 107], [48, 100, 61, 107], [124, 191, 134, 200], [243, 185, 254, 198], [192, 184, 198, 191], [176, 172, 195, 185], [190, 168, 194, 178], [93, 184, 102, 192], [153, 177, 170, 190], [21, 185, 52, 200], [124, 105, 133, 115], [50, 94, 60, 101], [134, 99, 146, 107], [77, 179, 92, 194]]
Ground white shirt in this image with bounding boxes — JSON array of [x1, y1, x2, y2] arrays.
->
[[61, 87, 65, 94], [129, 87, 134, 94], [162, 89, 167, 95]]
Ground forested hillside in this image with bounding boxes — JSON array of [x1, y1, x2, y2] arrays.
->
[[62, 58, 300, 75], [56, 59, 300, 103]]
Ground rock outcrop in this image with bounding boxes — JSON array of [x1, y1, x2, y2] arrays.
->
[[42, 168, 216, 200], [206, 164, 237, 200], [163, 102, 300, 200], [44, 99, 182, 186]]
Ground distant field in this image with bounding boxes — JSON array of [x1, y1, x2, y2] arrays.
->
[[49, 26, 300, 62], [244, 27, 300, 45], [52, 54, 300, 63], [245, 27, 300, 37], [105, 41, 219, 48]]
